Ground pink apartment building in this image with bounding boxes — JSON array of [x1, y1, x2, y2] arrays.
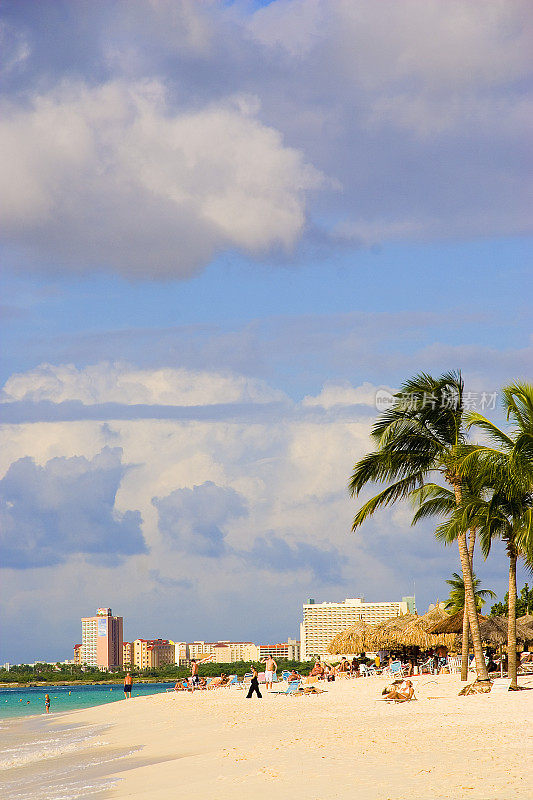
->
[[81, 608, 123, 669]]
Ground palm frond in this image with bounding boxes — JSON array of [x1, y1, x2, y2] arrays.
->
[[351, 473, 424, 531]]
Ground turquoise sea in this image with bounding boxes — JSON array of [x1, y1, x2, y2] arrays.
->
[[0, 681, 174, 719]]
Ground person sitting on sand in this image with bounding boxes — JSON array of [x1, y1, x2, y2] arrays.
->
[[338, 657, 349, 673], [382, 679, 415, 702]]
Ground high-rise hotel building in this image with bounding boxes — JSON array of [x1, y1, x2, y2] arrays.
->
[[81, 608, 123, 669], [300, 596, 415, 660]]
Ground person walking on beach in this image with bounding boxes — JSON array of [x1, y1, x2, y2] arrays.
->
[[124, 672, 133, 699], [190, 659, 200, 690], [246, 665, 262, 699], [262, 654, 277, 690], [44, 694, 50, 713]]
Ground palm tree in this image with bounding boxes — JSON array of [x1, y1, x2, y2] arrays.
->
[[455, 383, 533, 689], [349, 371, 489, 682], [444, 571, 496, 615], [411, 481, 479, 678]]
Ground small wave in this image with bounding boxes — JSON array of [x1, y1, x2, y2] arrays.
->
[[0, 727, 107, 770]]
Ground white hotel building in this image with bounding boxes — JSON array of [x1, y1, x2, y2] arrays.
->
[[300, 596, 415, 660]]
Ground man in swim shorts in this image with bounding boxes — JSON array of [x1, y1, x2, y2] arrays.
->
[[123, 672, 133, 699], [262, 654, 277, 690], [190, 659, 200, 690]]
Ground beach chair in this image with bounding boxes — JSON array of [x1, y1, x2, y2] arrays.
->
[[359, 664, 378, 678], [383, 660, 403, 679], [242, 672, 252, 687], [491, 678, 511, 692], [447, 656, 461, 674], [419, 657, 434, 674], [281, 670, 291, 682], [258, 671, 266, 684], [272, 679, 301, 696], [223, 675, 239, 688]]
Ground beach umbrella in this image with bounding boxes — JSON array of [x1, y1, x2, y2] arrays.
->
[[365, 613, 419, 650], [517, 614, 533, 629], [328, 621, 375, 654], [399, 607, 456, 650], [429, 613, 533, 645]]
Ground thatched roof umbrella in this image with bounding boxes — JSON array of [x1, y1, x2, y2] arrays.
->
[[517, 614, 533, 628], [328, 621, 375, 654], [365, 613, 419, 650], [400, 607, 456, 650], [429, 612, 533, 646]]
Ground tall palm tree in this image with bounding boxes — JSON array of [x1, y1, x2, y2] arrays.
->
[[458, 382, 533, 689], [444, 571, 496, 615], [349, 371, 489, 682], [411, 482, 479, 678]]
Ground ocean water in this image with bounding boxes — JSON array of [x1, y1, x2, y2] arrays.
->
[[0, 684, 172, 799], [0, 682, 174, 719]]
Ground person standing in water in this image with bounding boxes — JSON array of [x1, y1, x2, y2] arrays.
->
[[124, 672, 133, 699], [44, 694, 51, 713], [246, 665, 262, 699]]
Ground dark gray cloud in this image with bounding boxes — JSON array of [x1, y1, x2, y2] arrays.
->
[[153, 480, 248, 557], [0, 447, 146, 568], [243, 534, 344, 585]]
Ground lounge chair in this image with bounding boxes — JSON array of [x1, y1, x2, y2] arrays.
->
[[359, 664, 378, 677], [272, 679, 301, 695], [447, 656, 461, 674]]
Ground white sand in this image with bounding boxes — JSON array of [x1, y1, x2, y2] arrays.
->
[[48, 674, 533, 799]]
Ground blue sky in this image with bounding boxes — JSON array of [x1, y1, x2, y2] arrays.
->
[[0, 0, 531, 662]]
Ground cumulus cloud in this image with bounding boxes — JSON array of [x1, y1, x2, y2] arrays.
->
[[0, 447, 145, 568], [0, 362, 287, 406], [0, 0, 530, 280], [0, 81, 322, 277], [153, 481, 248, 557], [1, 361, 523, 660]]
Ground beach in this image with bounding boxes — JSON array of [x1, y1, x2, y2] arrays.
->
[[2, 674, 532, 800]]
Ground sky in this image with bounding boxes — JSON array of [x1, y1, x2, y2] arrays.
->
[[0, 0, 532, 663]]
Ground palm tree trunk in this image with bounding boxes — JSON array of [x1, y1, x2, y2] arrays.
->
[[460, 527, 476, 681], [457, 530, 489, 681], [452, 484, 489, 682], [508, 551, 518, 690]]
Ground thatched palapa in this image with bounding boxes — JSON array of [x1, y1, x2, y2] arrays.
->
[[429, 612, 533, 646], [328, 621, 375, 654]]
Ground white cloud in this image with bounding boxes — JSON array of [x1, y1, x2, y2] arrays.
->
[[0, 362, 287, 406], [0, 81, 322, 277], [0, 361, 518, 660], [302, 381, 393, 409]]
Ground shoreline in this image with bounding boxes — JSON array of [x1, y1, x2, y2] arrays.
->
[[0, 678, 176, 688], [9, 672, 531, 800]]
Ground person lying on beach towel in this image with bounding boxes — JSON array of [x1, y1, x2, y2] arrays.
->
[[208, 673, 229, 689], [381, 679, 415, 702], [295, 685, 327, 695]]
